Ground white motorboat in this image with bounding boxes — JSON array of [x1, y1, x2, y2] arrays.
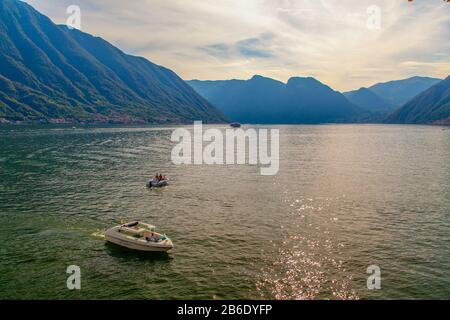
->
[[105, 221, 174, 252], [147, 179, 169, 188]]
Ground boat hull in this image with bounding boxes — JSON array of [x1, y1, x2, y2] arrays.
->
[[147, 180, 168, 188], [105, 227, 173, 252]]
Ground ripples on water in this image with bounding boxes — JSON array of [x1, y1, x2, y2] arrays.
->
[[0, 125, 449, 299]]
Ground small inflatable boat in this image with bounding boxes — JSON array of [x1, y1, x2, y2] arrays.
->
[[147, 179, 169, 188], [105, 221, 173, 252]]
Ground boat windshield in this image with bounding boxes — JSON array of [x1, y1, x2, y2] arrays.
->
[[137, 222, 156, 232], [123, 221, 156, 231]]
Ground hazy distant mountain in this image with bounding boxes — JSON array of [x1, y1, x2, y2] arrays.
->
[[344, 88, 391, 113], [187, 75, 362, 124], [0, 0, 227, 124], [386, 76, 450, 124], [344, 76, 442, 113], [369, 76, 441, 109]]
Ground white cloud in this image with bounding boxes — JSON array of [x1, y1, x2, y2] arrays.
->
[[24, 0, 450, 91]]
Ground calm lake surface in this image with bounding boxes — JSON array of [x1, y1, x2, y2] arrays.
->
[[0, 124, 449, 299]]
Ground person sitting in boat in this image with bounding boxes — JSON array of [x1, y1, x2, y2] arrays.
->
[[159, 174, 163, 181], [145, 232, 158, 242]]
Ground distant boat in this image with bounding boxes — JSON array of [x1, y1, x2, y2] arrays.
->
[[105, 221, 173, 252], [230, 123, 241, 128]]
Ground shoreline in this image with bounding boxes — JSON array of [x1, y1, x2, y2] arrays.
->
[[1, 119, 448, 127]]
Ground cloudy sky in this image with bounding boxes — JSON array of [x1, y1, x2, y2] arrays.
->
[[25, 0, 450, 91]]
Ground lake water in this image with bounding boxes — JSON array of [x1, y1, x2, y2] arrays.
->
[[0, 124, 449, 299]]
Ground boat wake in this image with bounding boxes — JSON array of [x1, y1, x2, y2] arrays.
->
[[91, 230, 106, 239]]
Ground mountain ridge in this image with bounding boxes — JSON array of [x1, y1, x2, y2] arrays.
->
[[0, 0, 228, 124], [386, 76, 450, 124], [368, 76, 442, 108], [344, 87, 392, 113], [187, 75, 363, 124], [343, 76, 442, 113]]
